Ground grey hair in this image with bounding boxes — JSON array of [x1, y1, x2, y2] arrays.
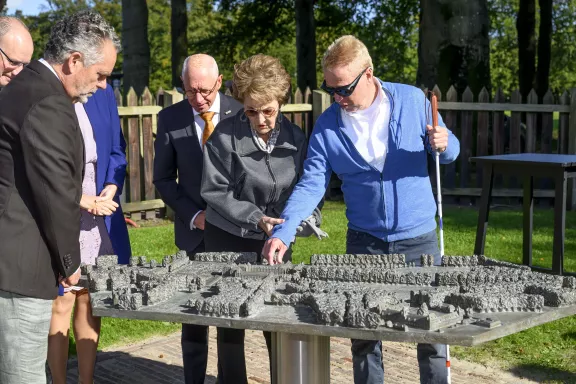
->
[[44, 10, 120, 67], [0, 16, 29, 39]]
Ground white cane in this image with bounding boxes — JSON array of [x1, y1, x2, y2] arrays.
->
[[431, 94, 450, 383]]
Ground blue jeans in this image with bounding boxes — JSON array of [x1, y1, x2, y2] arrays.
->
[[347, 229, 448, 384]]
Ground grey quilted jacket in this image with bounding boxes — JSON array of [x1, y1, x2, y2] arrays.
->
[[201, 110, 307, 240]]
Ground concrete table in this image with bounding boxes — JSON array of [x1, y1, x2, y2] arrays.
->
[[470, 153, 576, 276], [89, 252, 576, 384], [92, 293, 576, 384]]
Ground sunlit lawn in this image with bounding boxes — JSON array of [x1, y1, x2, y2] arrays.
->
[[70, 201, 576, 382]]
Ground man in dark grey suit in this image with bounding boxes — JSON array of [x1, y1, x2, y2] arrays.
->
[[153, 53, 242, 384], [0, 11, 119, 384]]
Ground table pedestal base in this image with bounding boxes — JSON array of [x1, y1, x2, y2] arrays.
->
[[271, 332, 330, 384]]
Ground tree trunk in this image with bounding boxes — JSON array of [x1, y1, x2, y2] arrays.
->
[[0, 0, 6, 14], [171, 0, 187, 89], [122, 0, 150, 96], [416, 0, 491, 96], [516, 0, 536, 100], [295, 0, 317, 92], [536, 0, 552, 100]]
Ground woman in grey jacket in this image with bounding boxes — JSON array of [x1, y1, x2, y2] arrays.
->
[[201, 54, 307, 384]]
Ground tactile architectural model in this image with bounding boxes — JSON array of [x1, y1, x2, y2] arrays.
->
[[87, 252, 576, 332]]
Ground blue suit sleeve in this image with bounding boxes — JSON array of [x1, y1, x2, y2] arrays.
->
[[271, 128, 333, 246], [104, 85, 127, 195]]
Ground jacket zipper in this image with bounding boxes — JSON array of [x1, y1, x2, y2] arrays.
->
[[265, 153, 277, 207]]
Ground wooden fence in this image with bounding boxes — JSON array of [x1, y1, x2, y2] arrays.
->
[[114, 84, 576, 219], [427, 85, 575, 208]]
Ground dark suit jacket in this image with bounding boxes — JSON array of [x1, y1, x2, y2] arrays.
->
[[0, 60, 84, 299], [84, 85, 132, 264], [153, 93, 242, 252]]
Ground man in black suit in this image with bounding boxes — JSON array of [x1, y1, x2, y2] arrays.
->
[[0, 11, 119, 384], [153, 53, 242, 384]]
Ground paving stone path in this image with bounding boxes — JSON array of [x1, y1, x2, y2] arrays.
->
[[65, 329, 538, 384]]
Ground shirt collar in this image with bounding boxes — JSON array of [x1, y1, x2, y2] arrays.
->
[[193, 91, 221, 116], [342, 77, 386, 117], [38, 58, 62, 83]]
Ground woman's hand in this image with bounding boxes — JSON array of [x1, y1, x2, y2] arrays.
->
[[99, 184, 118, 200], [80, 194, 118, 216], [258, 216, 285, 237], [93, 198, 119, 216]]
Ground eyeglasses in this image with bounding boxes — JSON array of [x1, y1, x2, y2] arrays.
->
[[184, 78, 219, 99], [320, 67, 370, 97], [244, 107, 277, 118], [0, 47, 28, 68]]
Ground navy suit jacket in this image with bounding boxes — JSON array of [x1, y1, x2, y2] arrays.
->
[[153, 94, 242, 252], [83, 85, 132, 264]]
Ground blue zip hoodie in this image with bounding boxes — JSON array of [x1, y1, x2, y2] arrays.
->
[[271, 80, 460, 246]]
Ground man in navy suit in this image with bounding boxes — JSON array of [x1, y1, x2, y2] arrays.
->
[[153, 54, 242, 384]]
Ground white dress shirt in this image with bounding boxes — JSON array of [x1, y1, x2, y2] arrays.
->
[[38, 58, 61, 81], [340, 80, 390, 172]]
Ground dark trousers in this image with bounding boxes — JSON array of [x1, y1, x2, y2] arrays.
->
[[182, 241, 209, 384], [347, 228, 448, 384], [204, 221, 288, 384]]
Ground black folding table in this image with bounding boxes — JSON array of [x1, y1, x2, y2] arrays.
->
[[470, 153, 576, 276]]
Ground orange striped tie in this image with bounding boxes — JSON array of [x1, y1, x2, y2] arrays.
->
[[200, 111, 216, 146]]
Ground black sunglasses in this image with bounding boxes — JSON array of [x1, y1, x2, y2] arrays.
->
[[320, 67, 370, 97], [0, 47, 28, 68]]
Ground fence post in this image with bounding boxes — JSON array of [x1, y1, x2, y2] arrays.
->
[[444, 86, 457, 189], [304, 87, 313, 137], [312, 90, 331, 126], [525, 89, 538, 153], [559, 91, 570, 155], [460, 87, 473, 189], [567, 88, 576, 210], [293, 87, 303, 129], [476, 87, 490, 187], [141, 88, 155, 217], [126, 87, 141, 204]]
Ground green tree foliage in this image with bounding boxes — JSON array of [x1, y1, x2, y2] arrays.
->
[[355, 1, 419, 85], [549, 0, 576, 94], [147, 0, 171, 93], [489, 0, 519, 92], [489, 0, 576, 96], [15, 0, 576, 96], [190, 0, 296, 88], [19, 0, 122, 70]]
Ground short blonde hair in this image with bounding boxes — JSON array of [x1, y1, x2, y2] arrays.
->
[[232, 54, 291, 106], [322, 35, 373, 73]]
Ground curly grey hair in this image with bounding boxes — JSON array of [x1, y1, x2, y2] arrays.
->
[[44, 10, 120, 67]]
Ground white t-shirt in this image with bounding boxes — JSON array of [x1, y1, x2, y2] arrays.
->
[[340, 82, 390, 172]]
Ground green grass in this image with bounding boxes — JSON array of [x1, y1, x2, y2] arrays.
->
[[72, 201, 576, 382]]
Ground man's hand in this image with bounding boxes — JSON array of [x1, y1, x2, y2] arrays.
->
[[193, 211, 206, 230], [426, 125, 448, 153], [99, 184, 118, 201], [262, 237, 288, 265], [60, 268, 81, 288], [258, 216, 285, 237]]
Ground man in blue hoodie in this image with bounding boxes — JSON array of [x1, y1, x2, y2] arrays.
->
[[262, 35, 460, 384]]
